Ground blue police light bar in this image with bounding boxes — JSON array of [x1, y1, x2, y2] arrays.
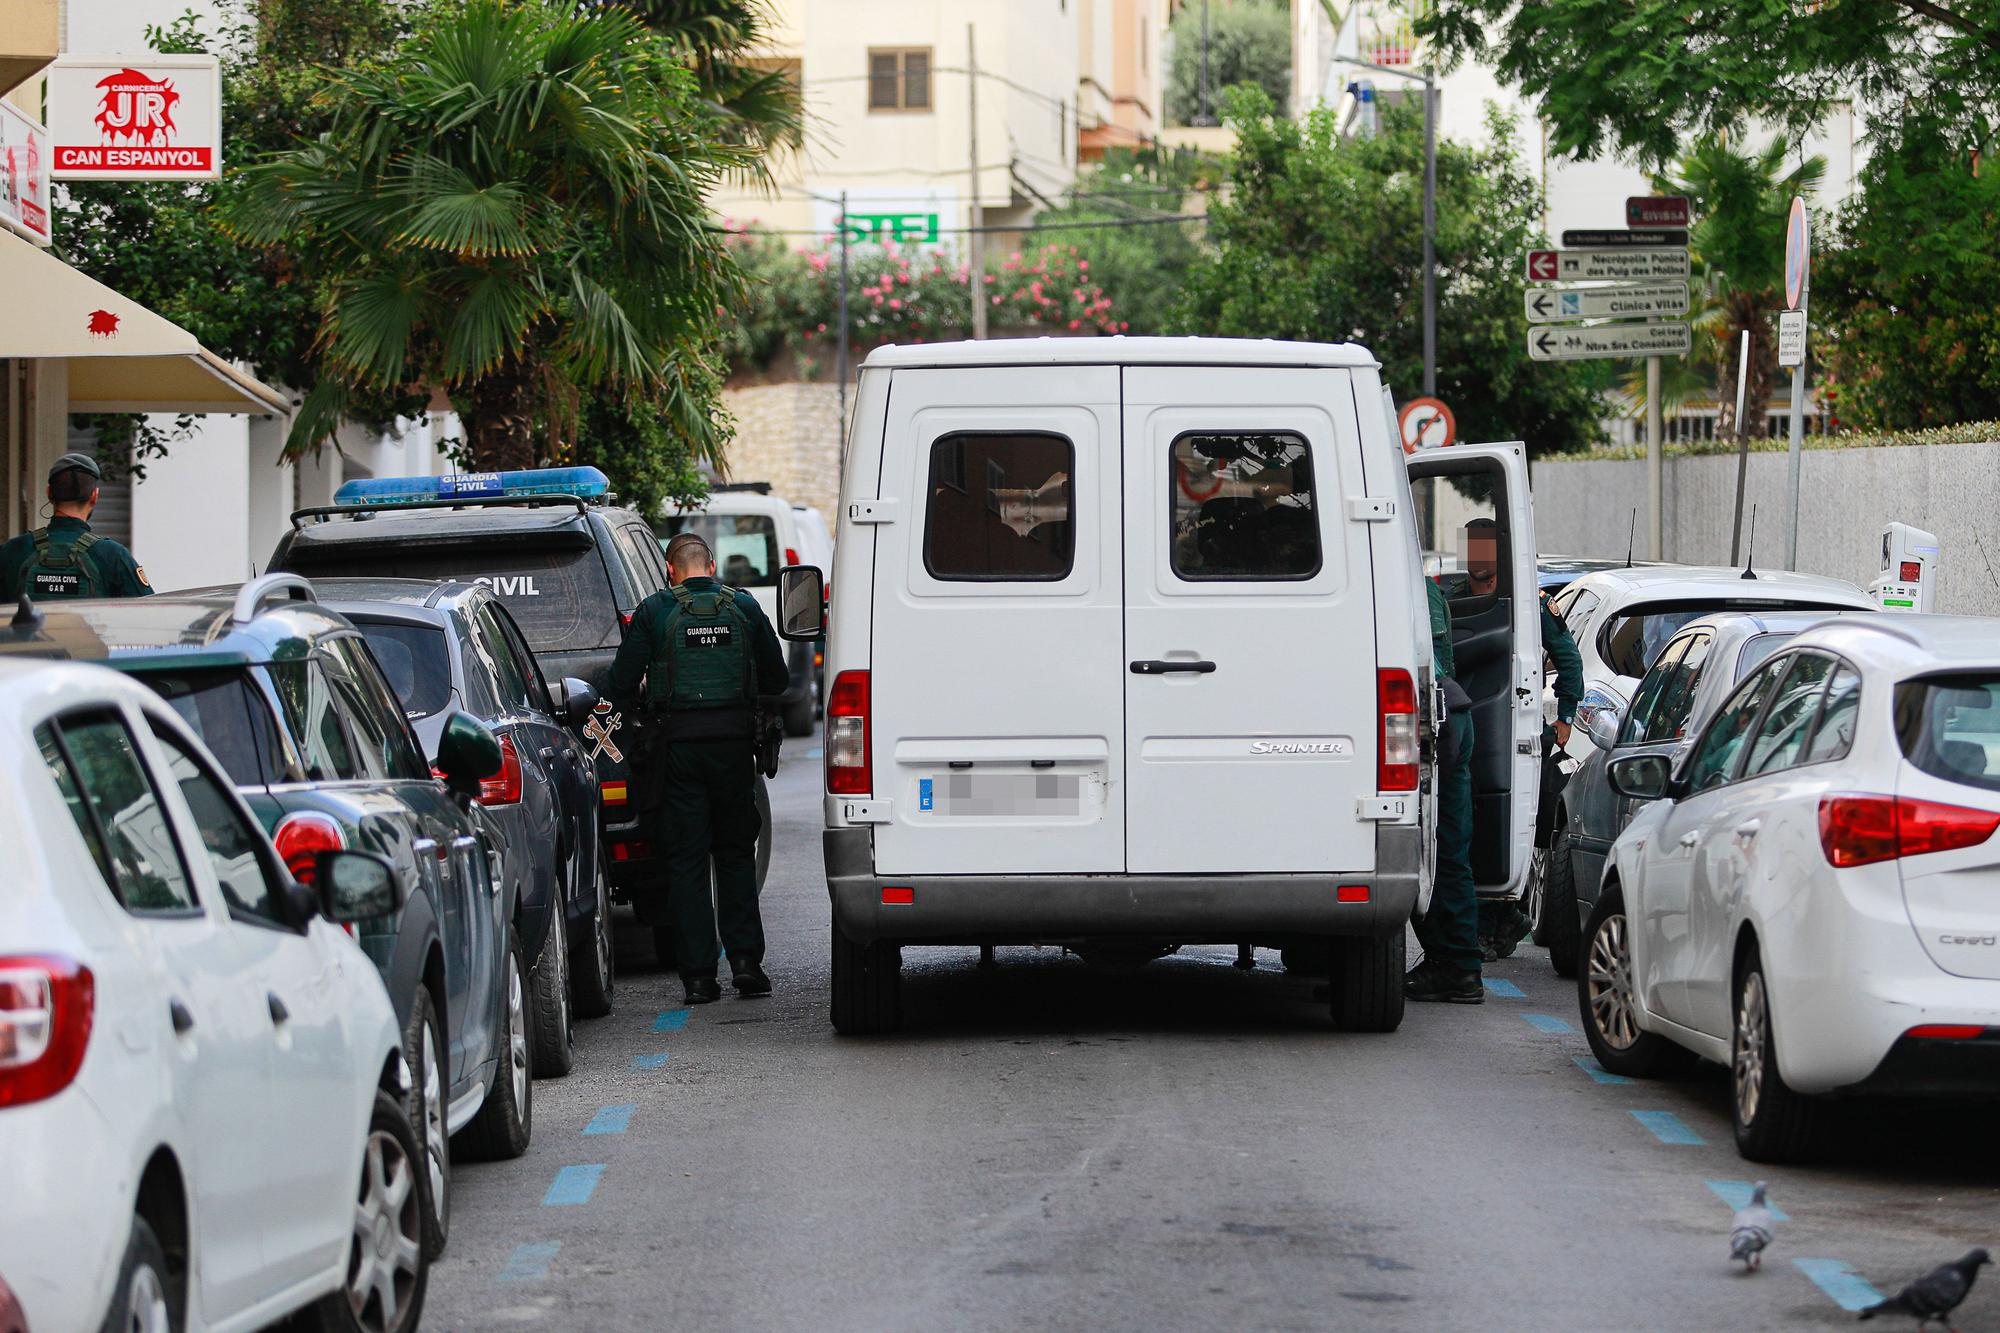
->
[[333, 466, 610, 507]]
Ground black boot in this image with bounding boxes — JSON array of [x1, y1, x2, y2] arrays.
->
[[1406, 962, 1484, 1004], [683, 975, 722, 1005], [730, 957, 771, 997]]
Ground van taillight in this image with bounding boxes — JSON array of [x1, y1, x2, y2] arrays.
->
[[0, 955, 94, 1108], [1819, 794, 2000, 867], [275, 812, 345, 883], [827, 670, 871, 795], [479, 734, 524, 806], [1378, 668, 1418, 792], [785, 547, 800, 567]]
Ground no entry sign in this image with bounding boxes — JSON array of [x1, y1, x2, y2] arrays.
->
[[1784, 197, 1810, 311], [47, 55, 223, 181]]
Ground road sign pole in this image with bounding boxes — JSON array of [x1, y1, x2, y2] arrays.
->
[[1728, 330, 1752, 565], [1421, 69, 1435, 397], [1646, 354, 1663, 561], [1781, 196, 1811, 572], [1784, 359, 1805, 570]]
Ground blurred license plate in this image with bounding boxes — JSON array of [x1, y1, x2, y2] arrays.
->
[[924, 773, 1081, 816]]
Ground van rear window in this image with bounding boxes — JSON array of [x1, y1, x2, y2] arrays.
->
[[1170, 432, 1320, 580], [924, 433, 1074, 581]]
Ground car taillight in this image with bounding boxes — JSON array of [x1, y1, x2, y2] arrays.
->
[[1818, 794, 2000, 868], [0, 955, 94, 1108], [479, 734, 524, 806], [827, 670, 871, 795], [275, 812, 345, 883], [1906, 1024, 1987, 1040], [1378, 668, 1417, 791]]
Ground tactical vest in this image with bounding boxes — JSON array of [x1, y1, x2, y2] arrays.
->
[[24, 529, 104, 600], [646, 583, 754, 712]]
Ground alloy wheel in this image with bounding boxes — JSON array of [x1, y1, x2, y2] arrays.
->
[[347, 1128, 423, 1332], [593, 866, 613, 992], [122, 1262, 170, 1333], [1523, 847, 1547, 932], [419, 1020, 447, 1232], [1585, 910, 1640, 1050], [1735, 969, 1768, 1127], [506, 952, 529, 1112]]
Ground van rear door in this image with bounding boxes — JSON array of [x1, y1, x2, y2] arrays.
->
[[868, 365, 1126, 876], [1121, 366, 1379, 874]]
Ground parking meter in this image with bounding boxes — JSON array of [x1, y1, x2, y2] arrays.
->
[[1867, 522, 1940, 613]]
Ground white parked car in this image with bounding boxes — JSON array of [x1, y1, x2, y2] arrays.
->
[[0, 659, 428, 1332], [1582, 614, 2000, 1161], [1548, 565, 1877, 764]]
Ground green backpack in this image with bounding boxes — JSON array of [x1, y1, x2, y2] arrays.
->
[[24, 529, 103, 600], [648, 583, 754, 711]]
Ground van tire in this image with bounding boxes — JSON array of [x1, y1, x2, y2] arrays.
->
[[1544, 829, 1582, 978], [830, 921, 901, 1035], [783, 692, 815, 737], [1328, 930, 1406, 1032]]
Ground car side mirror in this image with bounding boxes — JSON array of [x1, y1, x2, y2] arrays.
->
[[551, 676, 599, 727], [1607, 752, 1674, 802], [315, 849, 404, 922], [436, 710, 502, 798], [776, 564, 825, 642], [1588, 708, 1621, 751]]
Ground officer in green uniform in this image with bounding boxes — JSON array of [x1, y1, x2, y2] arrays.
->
[[607, 531, 788, 1004], [1408, 575, 1484, 1003], [0, 453, 152, 602]]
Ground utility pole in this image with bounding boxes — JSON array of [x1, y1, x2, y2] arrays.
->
[[836, 189, 851, 436], [1728, 330, 1752, 565], [1421, 67, 1435, 397], [967, 23, 987, 340], [1646, 355, 1663, 560], [1198, 0, 1212, 125]]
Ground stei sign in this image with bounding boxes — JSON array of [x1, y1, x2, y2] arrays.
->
[[0, 99, 52, 246], [1525, 248, 1690, 283], [46, 55, 223, 181], [1525, 282, 1689, 323], [1528, 322, 1692, 362], [1561, 228, 1688, 248], [1626, 196, 1691, 229]]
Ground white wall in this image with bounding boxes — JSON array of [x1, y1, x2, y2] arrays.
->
[[130, 413, 252, 590]]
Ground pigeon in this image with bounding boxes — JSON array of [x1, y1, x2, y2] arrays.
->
[[1858, 1248, 1991, 1329], [1729, 1182, 1776, 1271]]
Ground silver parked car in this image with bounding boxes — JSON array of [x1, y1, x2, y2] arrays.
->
[[1540, 610, 1873, 975]]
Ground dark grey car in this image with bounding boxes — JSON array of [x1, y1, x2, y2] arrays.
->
[[1540, 610, 1868, 976], [319, 579, 615, 1078]]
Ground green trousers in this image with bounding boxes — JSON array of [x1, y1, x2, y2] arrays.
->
[[1415, 710, 1481, 975], [655, 738, 764, 981]]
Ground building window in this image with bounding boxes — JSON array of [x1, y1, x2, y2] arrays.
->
[[869, 48, 932, 112]]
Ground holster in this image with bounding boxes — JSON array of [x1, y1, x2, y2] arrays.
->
[[752, 696, 783, 779]]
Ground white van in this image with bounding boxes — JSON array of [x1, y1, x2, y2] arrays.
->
[[775, 338, 1544, 1033]]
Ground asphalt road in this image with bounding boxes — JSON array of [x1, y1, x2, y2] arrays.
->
[[420, 756, 2000, 1331]]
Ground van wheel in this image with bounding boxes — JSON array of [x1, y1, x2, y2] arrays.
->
[[456, 929, 533, 1162], [783, 693, 815, 737], [1579, 888, 1696, 1079], [1732, 954, 1825, 1163], [527, 907, 573, 1078], [1543, 828, 1582, 978], [1328, 931, 1406, 1032], [98, 1214, 179, 1333], [830, 921, 901, 1035]]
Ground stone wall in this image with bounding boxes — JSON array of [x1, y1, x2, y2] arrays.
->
[[1529, 440, 2000, 615], [719, 381, 844, 517]]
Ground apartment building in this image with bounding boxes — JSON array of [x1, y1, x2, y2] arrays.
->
[[1078, 0, 1170, 159]]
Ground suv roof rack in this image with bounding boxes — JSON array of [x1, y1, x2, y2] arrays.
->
[[232, 573, 317, 625], [711, 482, 773, 494], [289, 493, 599, 528]]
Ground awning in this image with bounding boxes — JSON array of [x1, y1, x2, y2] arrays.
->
[[0, 229, 289, 415]]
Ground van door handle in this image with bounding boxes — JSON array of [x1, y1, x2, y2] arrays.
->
[[267, 993, 290, 1026], [1677, 831, 1700, 849], [1130, 660, 1217, 675]]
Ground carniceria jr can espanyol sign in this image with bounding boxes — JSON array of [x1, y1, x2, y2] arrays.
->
[[46, 55, 223, 181]]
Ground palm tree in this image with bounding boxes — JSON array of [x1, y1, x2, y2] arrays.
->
[[1654, 137, 1825, 441], [225, 0, 747, 470], [619, 0, 806, 185]]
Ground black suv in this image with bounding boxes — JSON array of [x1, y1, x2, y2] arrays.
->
[[0, 575, 530, 1255], [268, 468, 771, 943], [319, 577, 615, 1075]]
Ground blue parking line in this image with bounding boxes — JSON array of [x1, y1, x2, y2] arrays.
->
[[1630, 1110, 1705, 1145], [1708, 1179, 1791, 1221], [542, 1165, 605, 1207], [1795, 1259, 1884, 1311], [1522, 1012, 1573, 1034], [653, 1010, 689, 1032], [584, 1104, 635, 1136], [632, 1051, 670, 1071], [1570, 1054, 1631, 1085], [1485, 978, 1526, 998], [807, 747, 824, 759], [498, 1241, 559, 1281]]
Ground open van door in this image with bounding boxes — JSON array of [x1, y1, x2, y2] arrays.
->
[[1404, 442, 1542, 897]]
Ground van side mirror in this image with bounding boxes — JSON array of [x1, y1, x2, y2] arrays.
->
[[436, 711, 502, 798], [776, 565, 825, 642], [550, 677, 600, 727], [1607, 752, 1674, 802], [1588, 707, 1621, 751], [315, 849, 404, 922]]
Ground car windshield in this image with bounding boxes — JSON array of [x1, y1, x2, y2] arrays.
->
[[661, 513, 780, 588], [1896, 673, 2000, 794], [1602, 600, 1850, 678], [356, 622, 454, 720], [142, 668, 288, 788], [287, 548, 618, 653]]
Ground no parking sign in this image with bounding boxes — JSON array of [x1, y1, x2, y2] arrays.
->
[[1397, 397, 1456, 454]]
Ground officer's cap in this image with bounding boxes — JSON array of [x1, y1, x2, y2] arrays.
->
[[49, 452, 102, 484]]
